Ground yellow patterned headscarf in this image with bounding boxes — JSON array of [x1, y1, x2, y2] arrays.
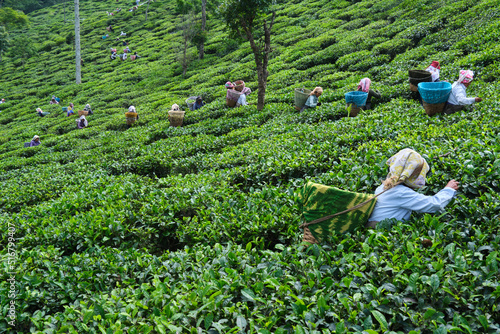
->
[[383, 148, 429, 189]]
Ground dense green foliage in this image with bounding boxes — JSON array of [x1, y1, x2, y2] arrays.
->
[[0, 0, 499, 332]]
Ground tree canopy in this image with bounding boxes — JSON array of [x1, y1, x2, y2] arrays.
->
[[0, 7, 29, 30]]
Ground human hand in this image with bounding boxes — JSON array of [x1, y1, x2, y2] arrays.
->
[[475, 97, 482, 102], [445, 179, 459, 190]]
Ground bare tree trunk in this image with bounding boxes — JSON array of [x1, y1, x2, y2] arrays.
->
[[182, 36, 188, 76], [145, 0, 151, 21], [75, 0, 81, 84], [199, 0, 206, 60], [241, 13, 275, 111]]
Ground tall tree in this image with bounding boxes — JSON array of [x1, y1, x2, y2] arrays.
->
[[74, 0, 81, 83], [199, 0, 206, 59], [218, 0, 276, 110]]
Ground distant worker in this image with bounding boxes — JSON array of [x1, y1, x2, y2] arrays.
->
[[120, 31, 126, 36], [130, 52, 140, 60], [50, 96, 59, 104], [76, 115, 88, 129], [300, 87, 323, 112], [425, 61, 440, 82], [119, 53, 127, 61], [357, 78, 380, 110], [36, 108, 50, 117], [444, 70, 482, 115], [67, 103, 75, 117], [124, 46, 131, 53], [83, 104, 93, 115], [0, 98, 5, 103], [28, 135, 41, 147], [192, 96, 205, 110]]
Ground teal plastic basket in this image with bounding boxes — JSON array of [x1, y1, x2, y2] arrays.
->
[[345, 91, 368, 107], [418, 82, 452, 104]]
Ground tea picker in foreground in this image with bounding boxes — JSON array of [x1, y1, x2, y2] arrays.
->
[[366, 148, 459, 227], [357, 78, 380, 110], [300, 87, 323, 112], [443, 70, 483, 115]]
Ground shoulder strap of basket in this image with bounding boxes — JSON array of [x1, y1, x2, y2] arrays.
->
[[299, 180, 403, 229]]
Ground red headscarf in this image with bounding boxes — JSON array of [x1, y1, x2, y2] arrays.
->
[[429, 61, 440, 69]]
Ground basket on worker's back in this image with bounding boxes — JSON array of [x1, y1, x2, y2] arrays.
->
[[345, 91, 368, 107], [234, 80, 245, 92], [346, 103, 361, 117], [226, 89, 242, 107], [168, 110, 185, 127], [185, 96, 198, 111], [62, 107, 68, 112], [408, 70, 432, 91], [294, 88, 312, 110], [419, 82, 452, 116], [125, 111, 138, 125], [418, 82, 452, 104], [297, 182, 377, 244], [78, 110, 88, 116]]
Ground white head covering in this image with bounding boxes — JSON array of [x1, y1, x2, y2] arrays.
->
[[36, 108, 42, 112], [32, 135, 40, 141], [128, 106, 136, 113]]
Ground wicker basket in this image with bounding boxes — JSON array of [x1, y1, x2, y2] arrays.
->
[[423, 102, 445, 116], [418, 82, 452, 104], [346, 103, 361, 117], [78, 110, 88, 116], [294, 88, 312, 109], [168, 110, 185, 127], [409, 70, 432, 85], [234, 80, 245, 92], [302, 227, 319, 244], [227, 89, 243, 105], [185, 96, 197, 110], [226, 98, 236, 108], [125, 111, 138, 125]]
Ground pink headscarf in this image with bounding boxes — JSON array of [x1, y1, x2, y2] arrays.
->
[[357, 78, 371, 93], [459, 70, 474, 84], [225, 82, 234, 89]]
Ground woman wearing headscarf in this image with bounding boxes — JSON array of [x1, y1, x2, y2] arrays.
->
[[443, 70, 483, 114], [76, 115, 88, 129], [67, 103, 75, 117], [36, 108, 50, 117], [357, 78, 380, 110], [366, 148, 459, 227], [83, 104, 93, 115], [300, 87, 323, 112], [192, 96, 205, 110], [425, 61, 441, 82], [29, 135, 41, 147]]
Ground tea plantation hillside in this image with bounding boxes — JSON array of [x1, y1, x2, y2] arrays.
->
[[1, 0, 500, 332]]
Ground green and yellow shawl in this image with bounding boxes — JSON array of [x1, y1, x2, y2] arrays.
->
[[297, 182, 377, 243]]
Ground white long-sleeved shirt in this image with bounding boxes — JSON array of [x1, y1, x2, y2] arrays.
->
[[447, 83, 475, 106], [368, 184, 456, 222]]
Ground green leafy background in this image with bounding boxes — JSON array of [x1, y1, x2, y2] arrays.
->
[[0, 0, 499, 333]]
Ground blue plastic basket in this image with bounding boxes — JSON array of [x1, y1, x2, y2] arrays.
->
[[418, 82, 452, 104], [345, 91, 368, 107]]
